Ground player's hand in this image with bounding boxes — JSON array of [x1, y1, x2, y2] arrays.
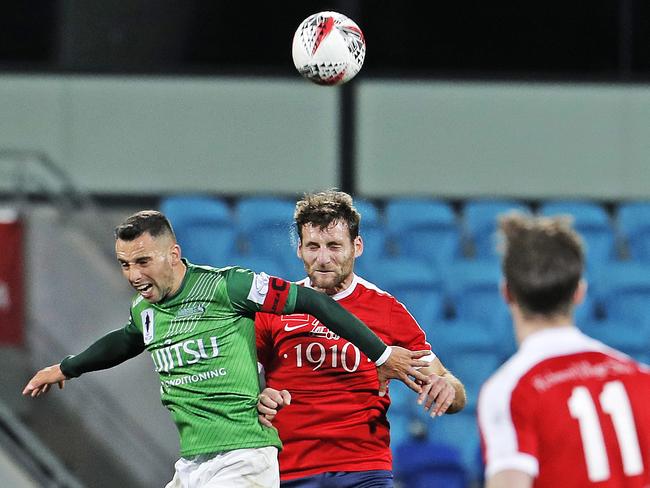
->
[[377, 347, 431, 397], [22, 364, 67, 398], [417, 373, 456, 417], [257, 387, 291, 428]]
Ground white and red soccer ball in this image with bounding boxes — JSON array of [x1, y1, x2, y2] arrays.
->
[[292, 11, 366, 85]]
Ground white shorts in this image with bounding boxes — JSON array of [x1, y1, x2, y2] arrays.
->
[[165, 446, 279, 488]]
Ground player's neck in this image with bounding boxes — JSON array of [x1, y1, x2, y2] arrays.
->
[[170, 260, 188, 296], [514, 310, 574, 345], [313, 272, 355, 296]]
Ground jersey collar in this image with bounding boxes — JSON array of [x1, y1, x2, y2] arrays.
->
[[520, 324, 580, 352], [299, 274, 359, 301]]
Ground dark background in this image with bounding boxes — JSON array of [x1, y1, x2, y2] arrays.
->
[[2, 0, 648, 81]]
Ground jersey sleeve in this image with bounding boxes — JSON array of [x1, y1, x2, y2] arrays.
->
[[124, 311, 141, 336], [60, 317, 145, 379], [255, 312, 274, 369], [390, 300, 436, 363], [225, 267, 297, 315], [389, 300, 434, 359], [478, 376, 540, 478]]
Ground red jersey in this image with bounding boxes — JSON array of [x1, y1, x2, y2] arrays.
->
[[255, 274, 434, 481], [478, 326, 650, 488]]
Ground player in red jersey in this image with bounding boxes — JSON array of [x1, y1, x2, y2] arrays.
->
[[478, 212, 650, 488], [255, 190, 466, 487]]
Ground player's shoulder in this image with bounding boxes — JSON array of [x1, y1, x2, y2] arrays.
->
[[482, 327, 640, 400], [632, 357, 650, 379], [131, 293, 145, 309], [481, 349, 534, 399], [354, 275, 396, 301], [189, 261, 239, 275]]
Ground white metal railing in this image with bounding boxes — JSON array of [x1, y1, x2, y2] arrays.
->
[[0, 397, 86, 488], [0, 148, 115, 257]]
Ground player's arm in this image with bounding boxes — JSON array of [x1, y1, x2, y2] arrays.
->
[[388, 300, 466, 414], [418, 358, 466, 416], [486, 470, 534, 488], [22, 326, 145, 397]]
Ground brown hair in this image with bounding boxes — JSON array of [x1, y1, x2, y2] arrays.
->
[[499, 212, 584, 317], [294, 190, 361, 242]]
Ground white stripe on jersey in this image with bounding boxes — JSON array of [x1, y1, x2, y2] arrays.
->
[[478, 326, 628, 478]]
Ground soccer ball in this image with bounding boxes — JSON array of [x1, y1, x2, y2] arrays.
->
[[292, 11, 365, 85]]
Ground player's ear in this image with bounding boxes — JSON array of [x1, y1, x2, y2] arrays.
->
[[170, 243, 181, 264], [296, 242, 303, 260], [501, 279, 513, 304], [573, 279, 587, 306], [353, 235, 363, 258]]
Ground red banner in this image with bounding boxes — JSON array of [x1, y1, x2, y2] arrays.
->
[[0, 219, 24, 345]]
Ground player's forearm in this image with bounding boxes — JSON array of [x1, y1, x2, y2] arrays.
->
[[60, 328, 145, 378], [293, 286, 388, 362]]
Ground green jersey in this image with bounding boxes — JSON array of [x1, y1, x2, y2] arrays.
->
[[126, 262, 296, 457]]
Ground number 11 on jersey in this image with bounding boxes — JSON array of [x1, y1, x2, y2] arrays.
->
[[568, 380, 644, 482]]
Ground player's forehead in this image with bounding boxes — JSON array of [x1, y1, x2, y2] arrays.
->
[[115, 232, 168, 261], [301, 220, 351, 242]]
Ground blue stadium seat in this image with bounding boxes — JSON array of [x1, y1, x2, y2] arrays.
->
[[159, 195, 235, 266], [579, 318, 650, 364], [224, 254, 286, 279], [433, 320, 505, 409], [538, 201, 616, 265], [385, 199, 461, 269], [463, 199, 530, 260], [428, 410, 482, 483], [354, 198, 387, 263], [591, 262, 650, 327], [617, 201, 650, 262], [388, 378, 417, 415], [387, 409, 413, 449], [387, 379, 420, 448], [235, 197, 297, 266], [362, 257, 446, 325], [445, 259, 510, 338], [394, 439, 468, 488]]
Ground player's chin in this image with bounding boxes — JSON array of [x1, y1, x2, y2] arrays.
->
[[141, 289, 161, 303], [310, 273, 338, 287]]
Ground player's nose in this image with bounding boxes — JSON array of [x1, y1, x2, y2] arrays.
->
[[315, 249, 332, 264], [127, 266, 142, 282]]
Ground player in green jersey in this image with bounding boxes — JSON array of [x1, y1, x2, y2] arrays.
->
[[22, 210, 431, 488]]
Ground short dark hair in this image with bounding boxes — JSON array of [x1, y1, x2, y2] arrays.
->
[[294, 190, 361, 242], [114, 210, 176, 241], [499, 212, 584, 317]]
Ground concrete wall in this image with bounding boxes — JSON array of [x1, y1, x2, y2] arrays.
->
[[0, 75, 339, 195], [357, 81, 650, 199], [2, 75, 650, 199]]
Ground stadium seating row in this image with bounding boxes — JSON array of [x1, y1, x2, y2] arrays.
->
[[159, 194, 650, 327], [160, 195, 650, 268]]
